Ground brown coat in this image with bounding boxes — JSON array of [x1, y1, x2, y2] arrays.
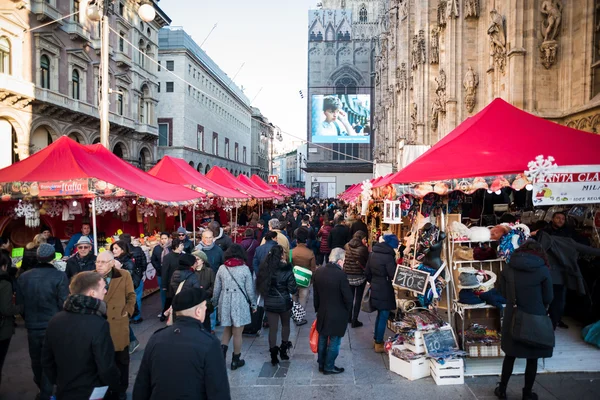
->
[[291, 243, 317, 273], [260, 229, 290, 255], [105, 268, 136, 352]]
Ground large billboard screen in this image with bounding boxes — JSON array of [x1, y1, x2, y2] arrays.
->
[[311, 94, 371, 144]]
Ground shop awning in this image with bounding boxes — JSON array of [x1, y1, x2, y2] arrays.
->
[[147, 156, 248, 200], [205, 166, 274, 199], [238, 174, 284, 200], [382, 98, 600, 186], [0, 136, 202, 204]]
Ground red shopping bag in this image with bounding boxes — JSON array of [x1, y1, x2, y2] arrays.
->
[[309, 320, 318, 353]]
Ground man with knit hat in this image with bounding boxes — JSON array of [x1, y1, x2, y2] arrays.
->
[[133, 288, 230, 400], [17, 243, 69, 400], [177, 226, 194, 254]]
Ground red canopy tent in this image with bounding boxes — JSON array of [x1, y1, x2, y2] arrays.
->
[[380, 98, 600, 187], [147, 156, 248, 200], [0, 136, 202, 204], [205, 166, 273, 199], [238, 174, 284, 201]]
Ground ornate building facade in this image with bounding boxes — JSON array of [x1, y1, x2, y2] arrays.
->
[[306, 0, 386, 198], [375, 0, 600, 170], [0, 0, 170, 170]]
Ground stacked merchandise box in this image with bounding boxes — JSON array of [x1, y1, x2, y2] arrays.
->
[[429, 358, 464, 385], [388, 345, 430, 381], [405, 330, 426, 354]]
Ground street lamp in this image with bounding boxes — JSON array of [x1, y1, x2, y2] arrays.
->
[[86, 0, 156, 149]]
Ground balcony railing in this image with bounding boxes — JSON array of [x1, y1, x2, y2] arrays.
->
[[62, 22, 90, 42], [30, 0, 63, 24], [115, 52, 132, 69]]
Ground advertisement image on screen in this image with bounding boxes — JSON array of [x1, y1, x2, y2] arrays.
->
[[311, 94, 371, 144]]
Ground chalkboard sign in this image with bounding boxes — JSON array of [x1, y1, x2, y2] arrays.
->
[[393, 265, 430, 295], [423, 327, 458, 355]]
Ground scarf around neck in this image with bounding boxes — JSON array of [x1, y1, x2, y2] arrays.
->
[[224, 258, 245, 267], [198, 241, 215, 251], [63, 294, 107, 317]]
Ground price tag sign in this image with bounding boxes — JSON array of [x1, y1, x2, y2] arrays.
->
[[116, 229, 123, 236], [422, 327, 458, 355], [393, 265, 430, 295], [11, 248, 24, 257]]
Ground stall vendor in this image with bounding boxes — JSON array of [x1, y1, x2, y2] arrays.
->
[[65, 223, 94, 256], [40, 226, 64, 256]]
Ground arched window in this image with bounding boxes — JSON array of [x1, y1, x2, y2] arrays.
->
[[197, 163, 203, 173], [139, 84, 150, 124], [189, 160, 195, 168], [72, 69, 80, 99], [0, 37, 10, 75], [113, 143, 124, 159], [138, 40, 145, 67], [40, 55, 50, 89], [359, 5, 367, 23], [205, 164, 211, 174]]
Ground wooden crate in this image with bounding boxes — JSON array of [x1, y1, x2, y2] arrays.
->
[[430, 358, 464, 385], [464, 342, 505, 358]]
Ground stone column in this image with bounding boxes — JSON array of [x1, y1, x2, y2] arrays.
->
[[506, 0, 527, 109]]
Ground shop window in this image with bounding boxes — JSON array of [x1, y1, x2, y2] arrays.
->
[[40, 55, 50, 89], [0, 37, 10, 75], [72, 69, 80, 99]]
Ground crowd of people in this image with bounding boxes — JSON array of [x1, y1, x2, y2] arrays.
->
[[0, 196, 593, 400]]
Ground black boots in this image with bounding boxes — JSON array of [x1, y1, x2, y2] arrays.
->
[[279, 341, 292, 360], [231, 353, 245, 370], [522, 389, 538, 400], [494, 382, 507, 399], [270, 347, 280, 365], [221, 344, 228, 360]]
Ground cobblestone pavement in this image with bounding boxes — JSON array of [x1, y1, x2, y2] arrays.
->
[[2, 292, 599, 399]]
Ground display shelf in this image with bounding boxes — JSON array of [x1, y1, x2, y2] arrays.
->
[[453, 259, 504, 264]]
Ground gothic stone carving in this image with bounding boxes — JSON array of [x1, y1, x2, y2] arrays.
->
[[463, 66, 479, 113], [465, 0, 479, 19], [438, 1, 447, 28], [396, 63, 407, 92], [410, 103, 417, 142], [418, 30, 426, 65], [447, 0, 459, 19], [431, 69, 447, 131], [399, 0, 408, 21], [411, 34, 419, 70], [430, 27, 440, 64], [540, 0, 562, 69], [488, 9, 507, 74]]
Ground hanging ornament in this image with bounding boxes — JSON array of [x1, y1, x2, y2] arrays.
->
[[137, 203, 156, 218], [93, 198, 128, 216], [525, 155, 558, 183], [44, 200, 64, 218], [14, 201, 40, 228]]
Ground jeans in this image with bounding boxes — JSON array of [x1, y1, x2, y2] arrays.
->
[[27, 329, 53, 400], [157, 276, 166, 310], [374, 310, 390, 343], [350, 282, 367, 322], [129, 326, 137, 343], [317, 335, 342, 371], [133, 280, 144, 321], [210, 306, 217, 331]]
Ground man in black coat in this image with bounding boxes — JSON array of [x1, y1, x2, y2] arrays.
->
[[65, 236, 96, 281], [16, 244, 69, 400], [40, 225, 64, 256], [42, 271, 120, 400], [350, 215, 368, 237], [313, 248, 353, 375], [120, 234, 148, 324], [328, 216, 350, 250], [133, 288, 230, 400], [151, 232, 170, 313], [209, 221, 233, 252]]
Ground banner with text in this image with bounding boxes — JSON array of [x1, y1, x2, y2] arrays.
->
[[533, 165, 600, 205]]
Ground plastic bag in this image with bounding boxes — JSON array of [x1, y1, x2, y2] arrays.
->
[[309, 319, 319, 353]]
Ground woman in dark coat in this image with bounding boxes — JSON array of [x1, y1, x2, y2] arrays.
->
[[256, 245, 297, 365], [365, 234, 398, 353], [317, 218, 333, 266], [343, 231, 369, 328], [169, 253, 201, 295], [240, 229, 260, 273], [0, 251, 22, 384], [496, 240, 554, 400]]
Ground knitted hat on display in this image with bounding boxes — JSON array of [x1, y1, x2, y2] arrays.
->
[[37, 243, 56, 263]]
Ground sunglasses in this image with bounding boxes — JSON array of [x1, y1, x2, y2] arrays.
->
[[77, 245, 91, 249], [178, 234, 186, 236]]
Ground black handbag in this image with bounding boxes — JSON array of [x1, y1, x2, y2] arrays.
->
[[506, 267, 555, 349]]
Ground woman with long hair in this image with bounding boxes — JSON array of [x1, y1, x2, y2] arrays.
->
[[20, 234, 47, 274], [495, 240, 554, 400], [213, 244, 256, 370], [256, 245, 298, 365]]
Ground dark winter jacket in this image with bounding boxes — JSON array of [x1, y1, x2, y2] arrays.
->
[[150, 245, 164, 275], [343, 238, 369, 276], [365, 242, 397, 311], [21, 246, 39, 273], [313, 263, 353, 337], [42, 295, 120, 400], [129, 245, 148, 288], [253, 240, 277, 275], [261, 262, 297, 314], [350, 220, 368, 236], [195, 245, 224, 274], [161, 252, 181, 295], [65, 253, 96, 281], [318, 224, 333, 254], [195, 267, 216, 297], [214, 229, 233, 252], [499, 251, 554, 359], [0, 274, 23, 341], [47, 237, 65, 256], [535, 230, 600, 294], [180, 237, 194, 254], [240, 237, 260, 273], [16, 263, 69, 330], [116, 254, 139, 288], [328, 224, 350, 250], [132, 317, 230, 400], [170, 268, 201, 298]]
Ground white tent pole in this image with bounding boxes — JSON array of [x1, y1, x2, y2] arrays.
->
[[179, 206, 183, 228], [92, 198, 98, 256], [192, 204, 196, 247], [234, 206, 239, 242]]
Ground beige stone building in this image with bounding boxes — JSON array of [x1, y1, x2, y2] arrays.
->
[[0, 0, 170, 170], [375, 0, 600, 171]]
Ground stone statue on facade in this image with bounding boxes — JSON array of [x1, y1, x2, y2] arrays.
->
[[399, 0, 408, 21], [438, 0, 447, 28], [396, 63, 407, 92], [463, 66, 479, 113], [488, 9, 507, 73], [431, 69, 447, 131], [540, 0, 562, 69], [430, 27, 440, 64], [418, 30, 427, 65], [411, 34, 419, 70], [464, 0, 479, 19], [410, 103, 417, 142], [447, 0, 459, 19]]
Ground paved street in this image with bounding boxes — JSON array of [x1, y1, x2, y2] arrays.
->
[[2, 291, 600, 400]]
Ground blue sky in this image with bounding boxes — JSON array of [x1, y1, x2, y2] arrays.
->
[[160, 0, 317, 152]]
